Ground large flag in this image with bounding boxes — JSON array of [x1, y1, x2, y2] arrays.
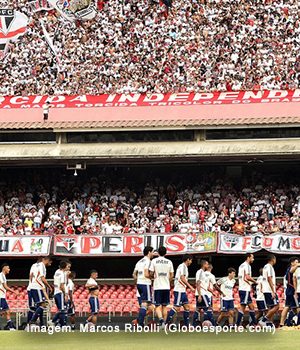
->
[[47, 0, 97, 21], [39, 19, 62, 71], [0, 9, 28, 59]]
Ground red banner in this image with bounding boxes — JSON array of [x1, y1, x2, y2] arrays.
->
[[1, 90, 300, 109]]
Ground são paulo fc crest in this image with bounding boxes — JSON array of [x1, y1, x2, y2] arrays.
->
[[55, 237, 77, 253], [223, 235, 239, 249], [0, 9, 15, 35]]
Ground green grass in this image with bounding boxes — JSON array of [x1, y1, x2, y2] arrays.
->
[[0, 330, 300, 350]]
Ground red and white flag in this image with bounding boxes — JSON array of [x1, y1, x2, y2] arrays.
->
[[0, 9, 28, 59], [28, 0, 53, 12]]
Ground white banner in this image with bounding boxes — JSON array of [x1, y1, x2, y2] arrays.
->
[[218, 233, 300, 255], [47, 0, 97, 21], [0, 236, 52, 256]]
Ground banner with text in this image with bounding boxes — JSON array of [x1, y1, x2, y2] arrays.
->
[[0, 236, 51, 256], [54, 232, 217, 256], [1, 90, 300, 109], [218, 233, 300, 255]]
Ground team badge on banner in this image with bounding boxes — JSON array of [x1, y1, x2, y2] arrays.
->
[[0, 9, 28, 59]]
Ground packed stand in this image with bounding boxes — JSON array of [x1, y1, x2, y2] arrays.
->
[[0, 171, 299, 236], [1, 0, 300, 95]]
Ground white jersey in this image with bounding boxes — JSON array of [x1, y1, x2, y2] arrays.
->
[[86, 278, 98, 288], [256, 275, 265, 301], [174, 263, 189, 292], [238, 261, 252, 292], [217, 277, 235, 300], [294, 268, 300, 293], [262, 263, 276, 293], [53, 269, 67, 295], [149, 256, 174, 290], [0, 272, 7, 298], [134, 257, 152, 286], [195, 269, 215, 297], [27, 262, 38, 291], [66, 279, 74, 297], [30, 262, 47, 290], [206, 271, 216, 298]]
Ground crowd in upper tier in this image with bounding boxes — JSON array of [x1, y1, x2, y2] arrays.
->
[[0, 170, 299, 236], [1, 0, 300, 95]]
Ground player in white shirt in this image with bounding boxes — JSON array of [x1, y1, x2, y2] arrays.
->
[[149, 246, 174, 327], [216, 267, 236, 326], [26, 258, 42, 324], [255, 268, 267, 320], [236, 253, 257, 326], [193, 260, 223, 326], [260, 254, 279, 326], [66, 271, 76, 330], [0, 263, 18, 330], [85, 269, 99, 325], [51, 260, 71, 327], [166, 254, 194, 327], [29, 256, 53, 326], [132, 246, 154, 327]]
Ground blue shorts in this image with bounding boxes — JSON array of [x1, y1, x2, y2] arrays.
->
[[54, 293, 66, 312], [27, 290, 35, 310], [256, 300, 267, 311], [89, 296, 100, 315], [0, 298, 9, 311], [30, 289, 46, 305], [298, 293, 300, 305], [154, 290, 170, 306], [196, 294, 212, 310], [285, 294, 298, 309], [137, 284, 152, 303], [173, 291, 189, 307], [220, 299, 235, 312], [67, 301, 75, 316], [239, 291, 252, 305], [264, 293, 279, 308]]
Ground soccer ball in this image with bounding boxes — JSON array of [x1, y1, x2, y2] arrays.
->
[[202, 320, 213, 327]]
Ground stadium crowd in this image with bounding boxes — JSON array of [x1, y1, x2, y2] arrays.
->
[[1, 0, 300, 95], [0, 172, 299, 236]]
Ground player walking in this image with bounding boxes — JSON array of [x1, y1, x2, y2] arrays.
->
[[236, 253, 257, 326], [260, 254, 279, 326], [149, 246, 174, 328], [216, 268, 236, 326], [193, 260, 223, 326], [279, 257, 300, 327], [26, 258, 42, 325], [166, 254, 194, 327], [51, 260, 71, 327], [85, 270, 100, 325], [255, 268, 268, 321], [29, 256, 53, 326], [66, 271, 76, 330], [132, 246, 154, 327], [0, 263, 18, 330]]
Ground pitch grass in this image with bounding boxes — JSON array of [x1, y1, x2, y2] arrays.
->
[[0, 330, 300, 350]]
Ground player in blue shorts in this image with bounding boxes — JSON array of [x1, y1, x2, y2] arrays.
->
[[255, 268, 268, 321], [236, 253, 257, 326], [294, 260, 300, 325], [29, 256, 53, 326], [149, 246, 174, 327], [51, 260, 71, 327], [216, 268, 236, 326], [26, 257, 42, 325], [133, 246, 154, 326], [260, 254, 279, 327], [166, 254, 194, 327], [85, 270, 100, 325], [66, 271, 76, 330], [0, 263, 18, 330], [279, 257, 300, 327], [193, 260, 223, 326]]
